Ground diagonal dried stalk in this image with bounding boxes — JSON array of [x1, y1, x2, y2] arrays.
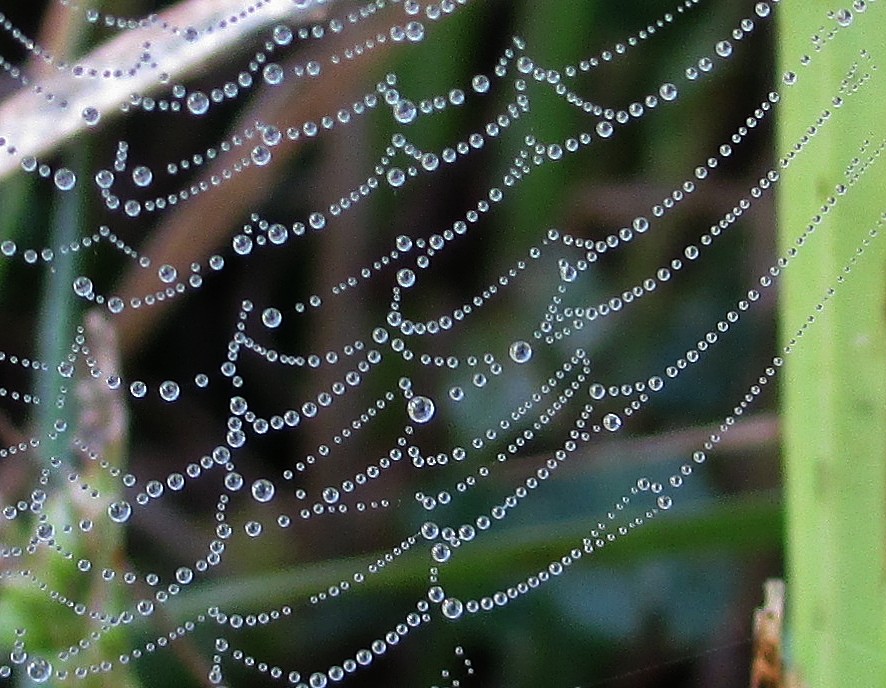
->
[[113, 6, 408, 356], [0, 0, 333, 180]]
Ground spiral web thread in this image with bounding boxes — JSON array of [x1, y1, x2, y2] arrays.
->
[[0, 0, 883, 686]]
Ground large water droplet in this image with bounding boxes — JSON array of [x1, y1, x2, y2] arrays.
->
[[132, 165, 153, 187], [396, 268, 415, 287], [159, 380, 180, 402], [441, 598, 463, 619], [26, 658, 52, 683], [73, 276, 93, 297], [659, 82, 678, 101], [54, 168, 76, 191], [158, 264, 178, 283], [187, 91, 210, 115], [715, 40, 733, 58], [262, 307, 282, 328], [263, 63, 285, 85], [508, 340, 532, 364], [82, 106, 101, 126], [602, 413, 622, 431], [251, 146, 272, 166], [407, 395, 435, 423], [471, 74, 490, 93], [273, 24, 293, 46], [107, 501, 132, 523], [251, 479, 276, 502]]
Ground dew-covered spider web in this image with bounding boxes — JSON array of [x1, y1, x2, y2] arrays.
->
[[0, 0, 883, 686]]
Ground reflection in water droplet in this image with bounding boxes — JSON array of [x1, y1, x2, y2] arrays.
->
[[107, 501, 132, 523], [187, 91, 209, 115], [132, 165, 153, 187], [252, 479, 276, 502], [441, 598, 463, 619], [54, 168, 76, 191], [262, 307, 282, 328], [508, 340, 532, 363], [602, 413, 622, 431], [407, 396, 435, 423], [159, 380, 180, 402], [27, 658, 52, 683]]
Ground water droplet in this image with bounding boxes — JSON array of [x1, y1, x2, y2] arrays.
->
[[559, 261, 577, 282], [431, 543, 451, 562], [387, 167, 406, 187], [107, 501, 132, 523], [596, 121, 613, 138], [393, 99, 417, 124], [130, 381, 147, 398], [405, 20, 425, 41], [176, 566, 193, 584], [322, 486, 340, 504], [132, 165, 153, 187], [26, 658, 52, 683], [245, 520, 263, 537], [95, 169, 114, 189], [262, 307, 282, 328], [263, 63, 285, 85], [659, 82, 678, 101], [233, 234, 253, 255], [251, 146, 272, 166], [187, 91, 209, 115], [251, 479, 275, 502], [471, 74, 490, 93], [441, 598, 463, 619], [108, 296, 125, 314], [73, 276, 93, 297], [159, 380, 180, 402], [225, 472, 244, 491], [602, 413, 622, 431], [54, 168, 76, 191], [715, 40, 733, 58], [508, 340, 532, 363], [396, 268, 415, 287], [407, 395, 435, 423], [273, 24, 293, 46], [82, 107, 101, 126], [158, 264, 177, 284], [835, 8, 853, 26]]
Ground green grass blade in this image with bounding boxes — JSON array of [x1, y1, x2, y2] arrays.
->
[[777, 4, 886, 687]]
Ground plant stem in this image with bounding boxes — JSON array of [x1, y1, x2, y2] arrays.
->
[[777, 3, 886, 687]]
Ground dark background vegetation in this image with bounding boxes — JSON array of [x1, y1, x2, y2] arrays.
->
[[0, 1, 782, 686]]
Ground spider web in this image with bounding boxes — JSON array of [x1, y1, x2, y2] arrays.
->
[[0, 1, 883, 686]]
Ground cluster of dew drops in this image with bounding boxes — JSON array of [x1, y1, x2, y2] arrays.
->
[[0, 0, 883, 685]]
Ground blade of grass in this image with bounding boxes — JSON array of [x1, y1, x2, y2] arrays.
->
[[777, 3, 886, 687]]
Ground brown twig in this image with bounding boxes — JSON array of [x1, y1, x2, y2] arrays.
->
[[0, 0, 332, 180], [750, 578, 785, 688], [112, 5, 409, 357]]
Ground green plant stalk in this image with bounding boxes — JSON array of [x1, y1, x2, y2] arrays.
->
[[777, 4, 886, 687]]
